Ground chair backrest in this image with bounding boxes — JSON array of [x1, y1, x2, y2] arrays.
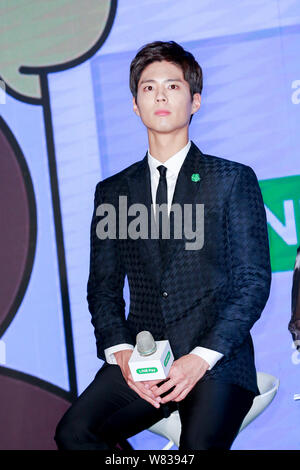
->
[[238, 371, 280, 432], [148, 371, 280, 448]]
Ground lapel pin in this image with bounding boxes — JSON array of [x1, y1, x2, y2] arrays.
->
[[191, 173, 201, 182]]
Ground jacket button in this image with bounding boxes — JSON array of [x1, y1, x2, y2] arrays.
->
[[162, 291, 168, 298]]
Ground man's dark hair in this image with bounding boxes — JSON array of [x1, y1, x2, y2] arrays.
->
[[129, 40, 203, 124]]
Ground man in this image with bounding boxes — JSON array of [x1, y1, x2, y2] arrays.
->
[[55, 41, 271, 450], [289, 246, 300, 350]]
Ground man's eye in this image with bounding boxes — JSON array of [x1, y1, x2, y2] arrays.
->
[[144, 84, 178, 91]]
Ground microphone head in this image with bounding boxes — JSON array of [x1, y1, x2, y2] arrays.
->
[[136, 331, 157, 356]]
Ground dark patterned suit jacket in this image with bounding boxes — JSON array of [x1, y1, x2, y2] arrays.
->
[[87, 140, 271, 395]]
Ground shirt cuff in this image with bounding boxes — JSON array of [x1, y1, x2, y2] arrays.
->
[[189, 346, 224, 370], [104, 343, 134, 365]]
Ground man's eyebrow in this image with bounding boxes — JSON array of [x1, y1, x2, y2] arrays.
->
[[139, 78, 184, 86]]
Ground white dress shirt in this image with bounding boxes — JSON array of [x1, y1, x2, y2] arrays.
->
[[104, 140, 223, 369]]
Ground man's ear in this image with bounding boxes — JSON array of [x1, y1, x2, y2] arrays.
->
[[133, 96, 140, 117], [191, 93, 201, 116]]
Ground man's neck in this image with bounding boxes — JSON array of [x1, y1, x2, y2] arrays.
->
[[147, 132, 189, 163]]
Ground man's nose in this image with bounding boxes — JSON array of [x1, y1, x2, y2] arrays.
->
[[156, 94, 167, 102], [155, 86, 167, 102]]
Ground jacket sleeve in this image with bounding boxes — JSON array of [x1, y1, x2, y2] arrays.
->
[[87, 183, 134, 361], [199, 165, 272, 356]]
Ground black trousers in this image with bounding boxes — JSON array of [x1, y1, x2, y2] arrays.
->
[[54, 361, 255, 450]]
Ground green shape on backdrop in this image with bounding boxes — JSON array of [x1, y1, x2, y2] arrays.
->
[[259, 174, 300, 272]]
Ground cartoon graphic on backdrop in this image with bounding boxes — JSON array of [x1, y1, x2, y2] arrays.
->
[[0, 0, 117, 449]]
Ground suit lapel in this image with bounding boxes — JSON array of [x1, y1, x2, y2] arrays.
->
[[126, 154, 162, 285], [162, 140, 207, 268], [126, 140, 208, 283]]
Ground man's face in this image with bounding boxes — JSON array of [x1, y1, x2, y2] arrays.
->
[[133, 60, 201, 134]]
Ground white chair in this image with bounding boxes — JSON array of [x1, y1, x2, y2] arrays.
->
[[148, 371, 279, 450]]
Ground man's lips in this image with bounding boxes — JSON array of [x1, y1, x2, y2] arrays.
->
[[155, 110, 171, 116]]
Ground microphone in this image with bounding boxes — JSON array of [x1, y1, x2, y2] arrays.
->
[[128, 330, 174, 382], [136, 331, 157, 356]]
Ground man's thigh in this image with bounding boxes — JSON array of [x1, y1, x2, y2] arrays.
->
[[178, 379, 255, 450], [55, 362, 169, 449], [95, 364, 178, 444]]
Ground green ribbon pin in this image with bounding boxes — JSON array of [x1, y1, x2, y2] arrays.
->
[[191, 173, 201, 182]]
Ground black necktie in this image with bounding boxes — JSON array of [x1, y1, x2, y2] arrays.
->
[[155, 165, 175, 419], [155, 165, 168, 261]]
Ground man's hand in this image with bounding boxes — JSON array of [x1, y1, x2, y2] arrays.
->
[[114, 349, 162, 408], [145, 354, 210, 404]]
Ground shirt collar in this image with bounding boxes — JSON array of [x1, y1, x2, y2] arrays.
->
[[147, 140, 191, 178]]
